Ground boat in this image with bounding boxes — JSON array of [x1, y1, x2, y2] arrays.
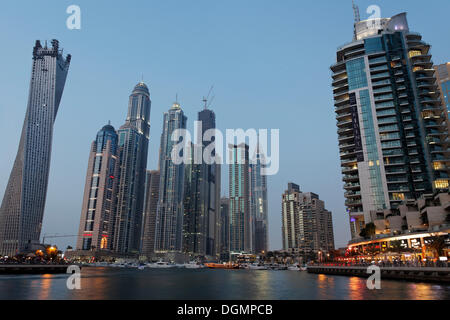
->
[[147, 260, 176, 269], [138, 265, 145, 270], [247, 263, 268, 270], [287, 265, 301, 271], [184, 261, 205, 269], [300, 265, 308, 271], [205, 262, 239, 269], [268, 264, 287, 270]]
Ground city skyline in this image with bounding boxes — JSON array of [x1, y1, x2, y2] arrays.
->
[[1, 1, 450, 251]]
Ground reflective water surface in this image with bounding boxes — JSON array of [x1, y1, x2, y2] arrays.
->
[[0, 267, 449, 300]]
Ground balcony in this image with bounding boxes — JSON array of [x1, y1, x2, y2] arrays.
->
[[337, 119, 353, 128], [372, 72, 390, 81], [385, 169, 407, 175], [341, 158, 357, 165], [336, 112, 352, 121], [370, 65, 389, 73], [339, 142, 356, 150], [341, 150, 357, 160], [344, 182, 360, 190], [334, 96, 350, 107], [335, 104, 351, 113], [372, 79, 391, 87], [343, 175, 359, 182], [345, 191, 361, 198], [345, 199, 363, 207]]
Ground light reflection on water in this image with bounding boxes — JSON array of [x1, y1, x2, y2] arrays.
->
[[0, 268, 449, 300]]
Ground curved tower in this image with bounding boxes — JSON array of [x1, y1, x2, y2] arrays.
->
[[0, 40, 71, 256]]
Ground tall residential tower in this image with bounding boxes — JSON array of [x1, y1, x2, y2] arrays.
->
[[228, 143, 251, 254], [249, 146, 269, 254], [113, 82, 151, 253], [155, 102, 187, 253], [281, 183, 335, 256], [76, 124, 119, 251], [183, 104, 221, 258], [0, 40, 71, 256], [331, 12, 449, 239], [141, 170, 160, 258]]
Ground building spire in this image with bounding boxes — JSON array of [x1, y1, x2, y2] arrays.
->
[[352, 0, 361, 24]]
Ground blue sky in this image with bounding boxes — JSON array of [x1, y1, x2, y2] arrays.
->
[[0, 0, 449, 251]]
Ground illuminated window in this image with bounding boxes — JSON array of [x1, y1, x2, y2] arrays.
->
[[413, 66, 424, 72], [392, 193, 405, 201], [408, 50, 422, 58], [434, 162, 444, 170], [422, 110, 434, 119], [434, 180, 449, 189], [100, 236, 108, 249]]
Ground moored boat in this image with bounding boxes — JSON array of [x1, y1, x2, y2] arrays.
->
[[205, 262, 239, 269], [247, 263, 268, 270], [287, 265, 301, 271], [184, 261, 205, 269], [147, 260, 176, 269]]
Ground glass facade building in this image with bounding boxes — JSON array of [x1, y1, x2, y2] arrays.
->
[[183, 107, 221, 258], [141, 170, 160, 258], [228, 143, 251, 254], [0, 40, 71, 256], [249, 146, 269, 254], [218, 198, 230, 261], [331, 13, 450, 239], [155, 102, 187, 253], [434, 63, 450, 132], [113, 82, 151, 253]]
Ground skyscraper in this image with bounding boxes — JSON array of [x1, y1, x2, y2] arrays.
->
[[141, 170, 160, 258], [434, 63, 450, 132], [331, 11, 449, 239], [249, 146, 269, 254], [155, 102, 187, 253], [228, 143, 251, 254], [281, 183, 335, 255], [113, 82, 151, 253], [76, 123, 119, 251], [183, 105, 221, 257], [0, 40, 71, 256], [218, 197, 230, 261], [183, 143, 202, 255]]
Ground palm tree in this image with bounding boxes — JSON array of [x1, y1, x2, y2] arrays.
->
[[428, 236, 446, 258]]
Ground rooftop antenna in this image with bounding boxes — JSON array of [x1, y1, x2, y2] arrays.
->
[[352, 0, 361, 23]]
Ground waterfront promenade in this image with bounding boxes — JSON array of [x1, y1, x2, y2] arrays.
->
[[0, 264, 70, 274], [307, 264, 450, 283]]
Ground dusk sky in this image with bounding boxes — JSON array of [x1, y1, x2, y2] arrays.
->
[[0, 0, 449, 251]]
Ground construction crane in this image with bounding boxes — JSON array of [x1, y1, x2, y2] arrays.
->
[[42, 233, 78, 245], [203, 85, 215, 109]]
